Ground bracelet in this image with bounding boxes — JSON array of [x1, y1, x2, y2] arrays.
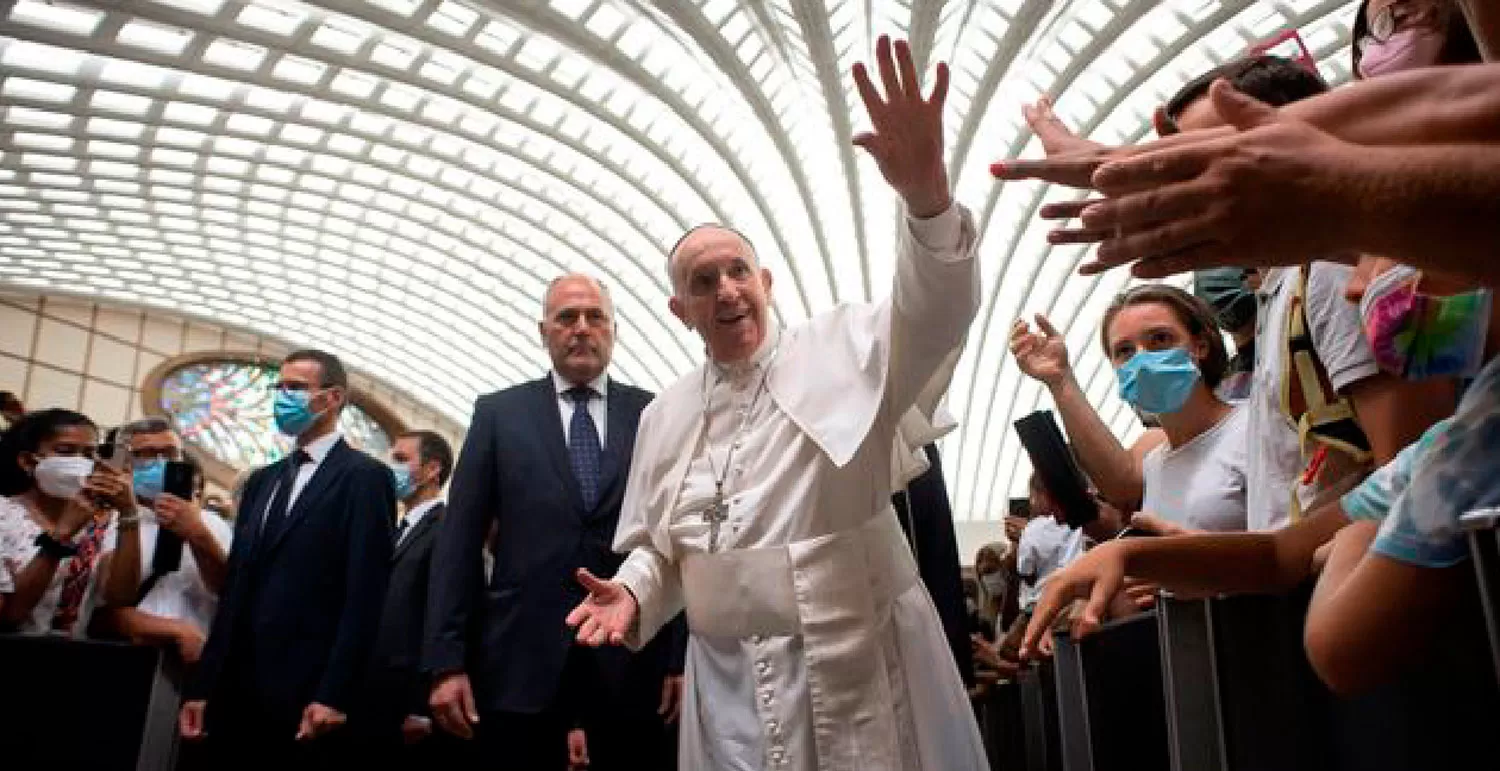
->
[[34, 532, 80, 559]]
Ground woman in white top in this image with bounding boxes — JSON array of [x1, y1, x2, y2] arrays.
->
[[1011, 284, 1248, 533], [0, 408, 133, 636]]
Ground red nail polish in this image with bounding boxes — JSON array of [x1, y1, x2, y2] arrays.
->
[[989, 162, 1005, 177]]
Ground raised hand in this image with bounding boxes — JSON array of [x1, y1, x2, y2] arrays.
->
[[1079, 80, 1360, 278], [852, 35, 952, 218], [1026, 96, 1103, 158], [991, 97, 1116, 189], [565, 568, 637, 647], [1009, 314, 1072, 387]]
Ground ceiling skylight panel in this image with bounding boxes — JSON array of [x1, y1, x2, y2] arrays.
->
[[614, 19, 653, 59], [91, 90, 155, 117], [474, 19, 522, 57], [420, 50, 469, 86], [117, 19, 196, 57], [585, 4, 627, 39], [426, 1, 480, 36], [201, 38, 270, 71], [7, 107, 74, 132], [8, 1, 105, 36], [2, 78, 77, 104], [236, 2, 308, 37], [367, 0, 422, 19], [370, 35, 423, 70], [378, 83, 421, 112], [11, 133, 73, 153], [329, 68, 381, 99], [272, 54, 329, 86]]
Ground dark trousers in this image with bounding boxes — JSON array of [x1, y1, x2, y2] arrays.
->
[[564, 645, 679, 771], [477, 709, 571, 771]]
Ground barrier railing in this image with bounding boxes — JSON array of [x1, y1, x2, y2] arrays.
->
[[1050, 611, 1168, 771], [0, 635, 180, 770], [1011, 572, 1499, 771], [1461, 507, 1500, 686]]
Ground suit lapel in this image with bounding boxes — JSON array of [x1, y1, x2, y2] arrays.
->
[[393, 503, 442, 562], [263, 438, 348, 557], [533, 377, 586, 513]]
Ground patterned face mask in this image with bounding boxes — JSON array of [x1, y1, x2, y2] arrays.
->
[[1360, 265, 1492, 381]]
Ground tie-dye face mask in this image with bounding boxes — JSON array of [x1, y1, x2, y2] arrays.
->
[[1359, 264, 1492, 381]]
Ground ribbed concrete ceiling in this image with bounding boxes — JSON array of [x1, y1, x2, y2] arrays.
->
[[0, 0, 1357, 520]]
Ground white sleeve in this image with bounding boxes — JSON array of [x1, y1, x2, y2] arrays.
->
[[885, 204, 981, 418], [612, 547, 685, 651], [1304, 262, 1381, 392]]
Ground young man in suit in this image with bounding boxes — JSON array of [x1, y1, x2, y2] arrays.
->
[[360, 429, 454, 759], [179, 349, 396, 766], [426, 274, 686, 769]]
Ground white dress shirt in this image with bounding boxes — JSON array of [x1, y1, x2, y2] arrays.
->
[[260, 430, 343, 532], [552, 371, 609, 447], [396, 498, 442, 549]]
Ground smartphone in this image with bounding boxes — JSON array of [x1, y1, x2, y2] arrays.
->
[[97, 427, 125, 471], [150, 460, 194, 575]]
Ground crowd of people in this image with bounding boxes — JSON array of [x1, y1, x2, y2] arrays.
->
[[3, 0, 1500, 769]]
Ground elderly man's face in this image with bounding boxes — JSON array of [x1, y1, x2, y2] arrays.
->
[[669, 228, 774, 364], [540, 276, 615, 385]]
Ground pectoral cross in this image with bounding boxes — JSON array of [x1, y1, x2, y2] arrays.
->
[[704, 484, 730, 553]]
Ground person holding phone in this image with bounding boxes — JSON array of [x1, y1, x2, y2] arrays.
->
[[0, 409, 124, 636], [95, 418, 231, 666]]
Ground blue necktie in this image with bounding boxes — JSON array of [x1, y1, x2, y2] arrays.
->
[[567, 386, 602, 510]]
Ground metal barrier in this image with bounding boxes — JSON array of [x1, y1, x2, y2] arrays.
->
[[1017, 658, 1062, 771], [1461, 507, 1500, 686], [0, 635, 180, 770], [1049, 611, 1169, 771]]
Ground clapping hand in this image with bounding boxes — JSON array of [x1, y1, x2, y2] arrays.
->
[[851, 36, 952, 219]]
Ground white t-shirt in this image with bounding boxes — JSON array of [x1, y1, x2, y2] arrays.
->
[[0, 496, 110, 637], [1245, 264, 1380, 531], [1141, 405, 1250, 532], [103, 510, 234, 634], [1016, 517, 1073, 609]]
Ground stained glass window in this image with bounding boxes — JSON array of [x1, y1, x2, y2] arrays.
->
[[157, 358, 393, 470]]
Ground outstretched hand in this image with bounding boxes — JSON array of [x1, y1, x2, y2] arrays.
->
[[1076, 80, 1361, 278], [852, 35, 952, 218], [565, 568, 638, 647], [1019, 542, 1130, 660]]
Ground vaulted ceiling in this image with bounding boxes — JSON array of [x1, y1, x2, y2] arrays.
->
[[0, 0, 1357, 520]]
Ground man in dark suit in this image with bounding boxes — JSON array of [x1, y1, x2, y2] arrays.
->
[[426, 274, 686, 770], [360, 429, 454, 759], [179, 349, 395, 766]]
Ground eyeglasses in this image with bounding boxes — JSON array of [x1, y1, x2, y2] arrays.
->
[[128, 446, 182, 462], [268, 381, 321, 393]]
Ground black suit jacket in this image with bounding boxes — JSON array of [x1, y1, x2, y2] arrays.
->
[[365, 502, 445, 727], [893, 444, 975, 687], [425, 376, 686, 716], [190, 437, 395, 730]]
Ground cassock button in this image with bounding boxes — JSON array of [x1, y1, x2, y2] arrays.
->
[[768, 719, 780, 733], [750, 635, 765, 645], [756, 661, 770, 674]]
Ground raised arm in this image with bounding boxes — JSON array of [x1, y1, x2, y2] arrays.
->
[[851, 36, 980, 416]]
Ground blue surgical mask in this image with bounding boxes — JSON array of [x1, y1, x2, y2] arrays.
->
[[388, 461, 416, 500], [1116, 348, 1201, 414], [273, 388, 323, 436], [133, 458, 166, 503]]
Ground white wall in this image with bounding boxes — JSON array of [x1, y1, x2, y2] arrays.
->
[[0, 291, 464, 453]]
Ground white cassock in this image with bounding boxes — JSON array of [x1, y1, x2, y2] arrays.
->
[[613, 204, 988, 771]]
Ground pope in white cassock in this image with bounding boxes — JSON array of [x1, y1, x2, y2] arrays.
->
[[566, 36, 989, 771]]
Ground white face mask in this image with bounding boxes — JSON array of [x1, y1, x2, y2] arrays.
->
[[980, 573, 1007, 596], [33, 455, 94, 500]]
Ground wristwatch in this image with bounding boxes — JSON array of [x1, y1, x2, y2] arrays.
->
[[35, 531, 80, 560]]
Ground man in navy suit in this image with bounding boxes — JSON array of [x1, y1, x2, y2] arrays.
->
[[426, 274, 685, 769], [179, 349, 395, 766]]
